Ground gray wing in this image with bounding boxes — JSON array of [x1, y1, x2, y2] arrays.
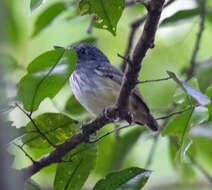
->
[[94, 62, 124, 85], [94, 63, 150, 111], [95, 62, 158, 131]]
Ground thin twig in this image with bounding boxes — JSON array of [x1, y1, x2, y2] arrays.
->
[[15, 103, 57, 148], [118, 53, 132, 65], [13, 143, 37, 164], [137, 76, 171, 84], [87, 14, 97, 34], [186, 0, 207, 80], [89, 124, 131, 143], [156, 106, 193, 120]]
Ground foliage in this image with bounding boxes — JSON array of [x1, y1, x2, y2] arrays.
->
[[92, 167, 151, 190], [18, 48, 77, 112], [32, 2, 67, 37], [1, 0, 212, 190], [22, 113, 80, 148], [54, 143, 97, 190], [79, 0, 125, 35]]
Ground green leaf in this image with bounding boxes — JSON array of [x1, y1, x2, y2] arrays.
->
[[65, 94, 87, 116], [183, 83, 210, 105], [169, 138, 179, 167], [167, 71, 189, 93], [190, 106, 209, 127], [5, 2, 22, 45], [163, 106, 208, 137], [167, 71, 210, 105], [25, 179, 42, 190], [161, 8, 200, 26], [94, 127, 145, 175], [192, 134, 212, 168], [169, 137, 196, 171], [206, 11, 212, 23], [168, 138, 196, 180], [79, 0, 125, 35], [32, 2, 67, 37], [22, 113, 80, 148], [30, 0, 44, 12], [93, 167, 151, 190], [54, 143, 97, 190], [190, 123, 212, 139], [164, 106, 208, 161], [162, 108, 194, 137], [18, 48, 77, 112], [191, 122, 212, 168], [94, 125, 116, 175], [173, 78, 199, 105], [180, 162, 196, 183], [65, 6, 79, 21]]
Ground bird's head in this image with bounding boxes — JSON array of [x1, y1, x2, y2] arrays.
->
[[71, 43, 109, 63]]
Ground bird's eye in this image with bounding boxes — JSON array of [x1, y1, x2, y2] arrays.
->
[[79, 48, 86, 54]]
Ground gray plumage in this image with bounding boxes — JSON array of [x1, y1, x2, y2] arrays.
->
[[69, 43, 158, 131]]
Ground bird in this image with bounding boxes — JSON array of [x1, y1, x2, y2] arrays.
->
[[69, 43, 158, 131]]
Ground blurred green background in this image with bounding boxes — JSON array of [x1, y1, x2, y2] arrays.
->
[[1, 0, 212, 189]]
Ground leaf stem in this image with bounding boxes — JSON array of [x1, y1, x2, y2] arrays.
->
[[15, 103, 57, 148]]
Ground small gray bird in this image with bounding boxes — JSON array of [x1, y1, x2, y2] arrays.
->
[[70, 43, 158, 131]]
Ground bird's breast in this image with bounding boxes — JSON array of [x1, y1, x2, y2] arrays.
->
[[70, 70, 120, 115]]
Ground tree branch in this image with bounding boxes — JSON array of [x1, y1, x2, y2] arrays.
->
[[116, 0, 165, 110], [121, 0, 176, 72], [186, 0, 207, 81], [20, 0, 165, 180]]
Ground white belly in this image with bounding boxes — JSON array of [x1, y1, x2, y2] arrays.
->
[[70, 72, 120, 116]]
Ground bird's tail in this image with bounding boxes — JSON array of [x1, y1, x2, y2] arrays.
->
[[146, 114, 159, 131], [135, 113, 159, 131]]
